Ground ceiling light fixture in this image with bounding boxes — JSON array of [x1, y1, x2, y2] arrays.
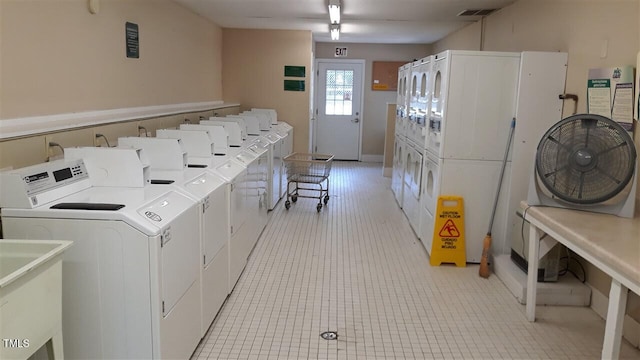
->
[[330, 24, 340, 40], [328, 0, 341, 24]]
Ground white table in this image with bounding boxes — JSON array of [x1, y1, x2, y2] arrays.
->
[[521, 202, 640, 359]]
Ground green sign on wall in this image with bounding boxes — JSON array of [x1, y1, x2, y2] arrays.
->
[[284, 80, 305, 92], [284, 66, 306, 78]]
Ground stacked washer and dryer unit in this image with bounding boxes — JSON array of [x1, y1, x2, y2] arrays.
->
[[416, 50, 568, 263], [391, 63, 411, 206], [0, 109, 293, 359], [402, 56, 433, 232]]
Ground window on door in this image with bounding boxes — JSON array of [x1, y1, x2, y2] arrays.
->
[[325, 70, 354, 116]]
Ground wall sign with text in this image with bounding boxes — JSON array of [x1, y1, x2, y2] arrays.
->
[[126, 22, 139, 59]]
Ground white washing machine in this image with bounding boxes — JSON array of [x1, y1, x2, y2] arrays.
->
[[235, 112, 271, 131], [179, 123, 229, 155], [108, 139, 231, 336], [228, 114, 265, 134], [210, 158, 250, 292], [233, 148, 266, 255], [244, 141, 270, 235], [156, 129, 215, 160], [0, 158, 202, 360], [207, 116, 248, 139], [250, 108, 278, 126], [200, 120, 244, 146], [261, 132, 284, 210]]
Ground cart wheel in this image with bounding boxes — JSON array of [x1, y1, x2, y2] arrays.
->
[[285, 200, 291, 210], [316, 203, 322, 212], [292, 195, 298, 203], [323, 195, 329, 204]]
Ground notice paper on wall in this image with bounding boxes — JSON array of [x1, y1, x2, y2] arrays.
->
[[587, 65, 635, 131]]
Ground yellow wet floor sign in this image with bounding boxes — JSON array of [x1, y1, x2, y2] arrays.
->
[[430, 195, 466, 267]]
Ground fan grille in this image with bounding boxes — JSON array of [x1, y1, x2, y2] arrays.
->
[[536, 114, 637, 204]]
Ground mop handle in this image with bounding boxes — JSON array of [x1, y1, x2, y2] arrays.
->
[[487, 118, 516, 234]]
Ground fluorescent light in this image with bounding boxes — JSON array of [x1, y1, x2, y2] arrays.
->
[[328, 0, 340, 24], [330, 24, 340, 40]]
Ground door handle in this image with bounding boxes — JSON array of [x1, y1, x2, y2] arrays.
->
[[352, 118, 360, 123]]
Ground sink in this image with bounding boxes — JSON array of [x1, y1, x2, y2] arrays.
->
[[0, 239, 73, 360]]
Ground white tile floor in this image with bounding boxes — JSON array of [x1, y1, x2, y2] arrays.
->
[[192, 161, 640, 360]]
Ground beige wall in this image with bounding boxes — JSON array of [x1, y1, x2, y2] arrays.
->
[[314, 43, 431, 157], [434, 0, 640, 328], [0, 0, 222, 119], [222, 29, 312, 153]]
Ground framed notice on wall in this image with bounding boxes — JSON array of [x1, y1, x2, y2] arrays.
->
[[126, 22, 139, 59], [372, 61, 406, 91]]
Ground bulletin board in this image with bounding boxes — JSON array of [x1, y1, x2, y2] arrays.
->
[[372, 61, 406, 91]]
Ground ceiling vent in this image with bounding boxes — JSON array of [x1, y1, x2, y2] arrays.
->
[[457, 9, 496, 16]]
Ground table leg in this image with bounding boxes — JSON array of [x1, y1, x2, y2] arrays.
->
[[526, 224, 541, 322], [602, 279, 628, 359]]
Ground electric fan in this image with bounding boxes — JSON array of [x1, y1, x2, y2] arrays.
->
[[527, 113, 638, 218]]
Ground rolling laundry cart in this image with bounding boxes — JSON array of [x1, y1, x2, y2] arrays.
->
[[283, 153, 334, 212]]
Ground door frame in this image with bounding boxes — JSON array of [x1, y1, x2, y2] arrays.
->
[[312, 58, 365, 160]]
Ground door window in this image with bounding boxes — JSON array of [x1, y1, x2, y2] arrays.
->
[[325, 70, 354, 115]]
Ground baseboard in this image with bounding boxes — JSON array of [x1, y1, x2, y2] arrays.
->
[[361, 154, 383, 163], [0, 101, 239, 140], [383, 167, 392, 177], [590, 284, 640, 348]]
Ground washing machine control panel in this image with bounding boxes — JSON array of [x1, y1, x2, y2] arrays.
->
[[21, 159, 89, 195], [0, 159, 91, 208]]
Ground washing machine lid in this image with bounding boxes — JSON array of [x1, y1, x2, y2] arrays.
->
[[245, 142, 268, 156], [181, 171, 226, 199], [277, 121, 292, 130], [263, 132, 282, 143], [212, 159, 246, 181], [2, 186, 198, 236], [234, 149, 258, 167]]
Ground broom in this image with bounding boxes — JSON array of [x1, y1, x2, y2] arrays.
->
[[479, 118, 516, 278]]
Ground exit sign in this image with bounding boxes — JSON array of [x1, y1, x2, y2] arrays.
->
[[335, 47, 348, 57]]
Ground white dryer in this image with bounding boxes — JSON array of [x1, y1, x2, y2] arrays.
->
[[419, 153, 440, 253], [395, 63, 411, 139], [391, 133, 406, 206], [414, 56, 433, 148], [402, 141, 422, 233], [0, 159, 202, 360]]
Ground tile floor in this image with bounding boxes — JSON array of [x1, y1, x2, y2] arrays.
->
[[192, 161, 640, 359]]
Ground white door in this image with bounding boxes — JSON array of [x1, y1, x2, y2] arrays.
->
[[315, 60, 363, 160]]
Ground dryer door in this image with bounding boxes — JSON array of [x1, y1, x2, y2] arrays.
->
[[422, 155, 439, 215]]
